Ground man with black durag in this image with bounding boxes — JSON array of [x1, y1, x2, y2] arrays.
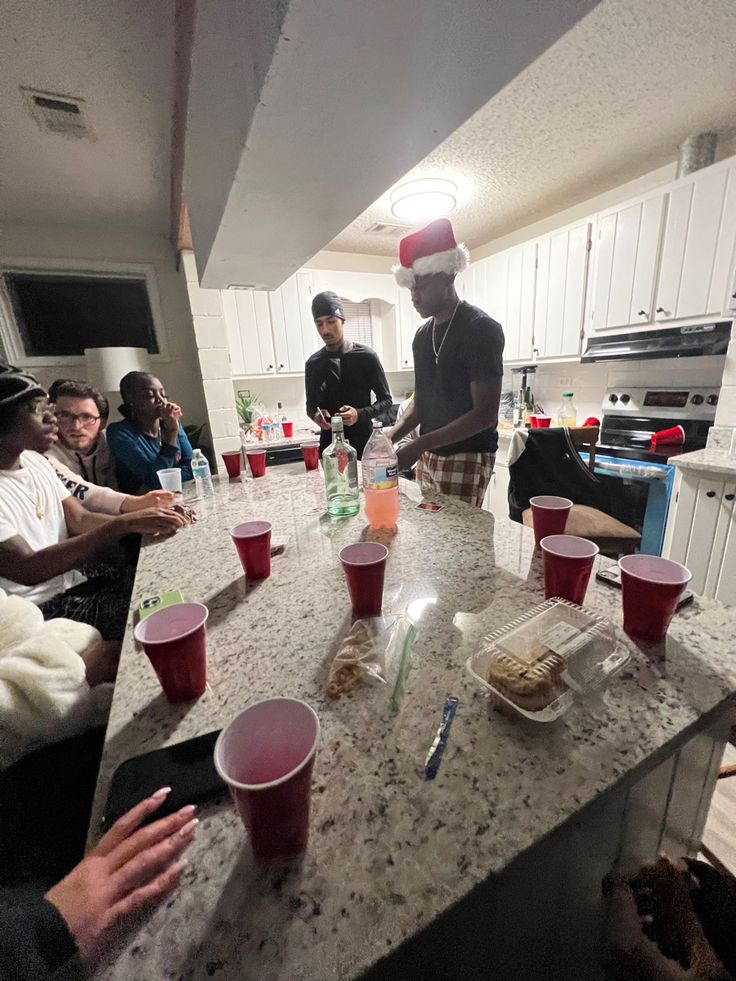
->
[[305, 291, 392, 459]]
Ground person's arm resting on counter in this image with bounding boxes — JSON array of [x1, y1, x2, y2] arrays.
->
[[0, 497, 183, 587], [396, 375, 502, 470]]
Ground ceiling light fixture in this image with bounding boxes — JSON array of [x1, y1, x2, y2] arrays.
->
[[390, 178, 457, 224]]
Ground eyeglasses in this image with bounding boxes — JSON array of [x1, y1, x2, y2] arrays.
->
[[56, 410, 101, 428]]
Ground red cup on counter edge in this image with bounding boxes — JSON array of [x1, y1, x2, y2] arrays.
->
[[282, 421, 294, 438], [619, 554, 692, 643], [134, 602, 208, 702], [246, 449, 267, 478], [214, 697, 320, 859], [222, 451, 242, 479], [529, 495, 573, 547], [231, 520, 272, 580], [541, 535, 599, 605], [301, 441, 320, 472], [339, 541, 388, 618]]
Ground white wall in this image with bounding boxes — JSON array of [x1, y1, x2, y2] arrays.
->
[[0, 222, 208, 428]]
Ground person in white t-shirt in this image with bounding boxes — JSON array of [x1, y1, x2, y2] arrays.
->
[[0, 362, 185, 639]]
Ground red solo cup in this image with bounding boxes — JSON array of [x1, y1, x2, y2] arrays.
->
[[282, 421, 294, 438], [301, 441, 320, 471], [541, 535, 599, 605], [231, 521, 272, 580], [214, 698, 320, 858], [246, 449, 267, 478], [529, 415, 539, 428], [619, 554, 692, 643], [529, 495, 573, 547], [134, 603, 208, 702], [222, 451, 242, 479], [339, 542, 388, 617], [535, 415, 552, 428]]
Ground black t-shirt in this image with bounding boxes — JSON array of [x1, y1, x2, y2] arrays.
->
[[304, 342, 392, 458], [413, 301, 504, 456]]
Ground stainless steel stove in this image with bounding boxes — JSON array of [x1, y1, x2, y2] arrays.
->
[[599, 386, 718, 463], [593, 386, 719, 554]]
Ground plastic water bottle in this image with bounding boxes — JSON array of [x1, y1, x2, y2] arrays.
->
[[361, 420, 399, 529], [191, 448, 214, 496]]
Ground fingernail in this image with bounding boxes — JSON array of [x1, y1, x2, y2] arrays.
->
[[179, 818, 199, 838], [151, 786, 172, 800], [177, 804, 197, 817]]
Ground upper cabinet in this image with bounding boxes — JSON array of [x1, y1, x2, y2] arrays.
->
[[466, 241, 536, 363], [590, 193, 666, 330], [655, 162, 736, 322], [533, 221, 591, 359], [396, 288, 421, 370]]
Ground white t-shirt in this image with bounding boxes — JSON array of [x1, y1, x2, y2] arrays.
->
[[0, 451, 85, 604]]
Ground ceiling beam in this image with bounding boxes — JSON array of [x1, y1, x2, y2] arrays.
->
[[170, 0, 196, 253], [185, 0, 602, 290]]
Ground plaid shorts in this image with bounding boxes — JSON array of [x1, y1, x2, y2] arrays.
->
[[416, 451, 495, 508]]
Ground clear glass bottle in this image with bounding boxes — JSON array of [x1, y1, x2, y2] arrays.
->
[[361, 420, 399, 529], [557, 392, 578, 428], [191, 448, 214, 496], [322, 416, 359, 517], [273, 403, 283, 440]]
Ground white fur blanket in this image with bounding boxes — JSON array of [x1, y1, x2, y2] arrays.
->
[[0, 588, 112, 769]]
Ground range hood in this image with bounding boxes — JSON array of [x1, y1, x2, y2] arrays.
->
[[581, 322, 732, 363]]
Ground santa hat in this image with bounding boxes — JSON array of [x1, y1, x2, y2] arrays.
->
[[392, 218, 469, 288]]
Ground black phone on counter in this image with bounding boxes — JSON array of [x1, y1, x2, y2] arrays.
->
[[595, 566, 694, 609], [101, 729, 225, 831]]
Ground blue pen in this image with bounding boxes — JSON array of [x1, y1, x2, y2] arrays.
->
[[424, 696, 459, 780]]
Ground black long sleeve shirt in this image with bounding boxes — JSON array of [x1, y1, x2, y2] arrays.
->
[[0, 894, 79, 981], [304, 342, 392, 458]]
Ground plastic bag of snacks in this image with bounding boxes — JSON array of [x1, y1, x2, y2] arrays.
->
[[326, 615, 416, 709]]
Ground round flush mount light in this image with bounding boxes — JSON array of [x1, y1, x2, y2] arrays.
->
[[390, 178, 457, 224]]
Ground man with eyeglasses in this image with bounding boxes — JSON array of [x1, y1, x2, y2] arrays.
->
[[46, 379, 117, 488]]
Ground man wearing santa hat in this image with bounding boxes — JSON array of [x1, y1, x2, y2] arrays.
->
[[389, 218, 504, 506]]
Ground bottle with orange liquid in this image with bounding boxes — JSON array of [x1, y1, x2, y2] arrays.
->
[[361, 420, 399, 529]]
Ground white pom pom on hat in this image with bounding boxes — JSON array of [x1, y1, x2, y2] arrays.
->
[[392, 217, 469, 288]]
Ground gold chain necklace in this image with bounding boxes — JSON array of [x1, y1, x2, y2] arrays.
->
[[431, 301, 461, 365], [15, 467, 45, 519]]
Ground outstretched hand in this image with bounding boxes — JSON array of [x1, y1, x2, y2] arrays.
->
[[45, 788, 197, 966]]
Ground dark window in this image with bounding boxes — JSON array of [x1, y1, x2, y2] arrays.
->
[[3, 272, 160, 357]]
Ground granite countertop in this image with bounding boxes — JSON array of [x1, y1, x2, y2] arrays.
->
[[89, 470, 736, 981], [670, 447, 736, 478]]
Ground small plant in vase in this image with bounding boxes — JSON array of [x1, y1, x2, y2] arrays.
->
[[235, 391, 264, 442]]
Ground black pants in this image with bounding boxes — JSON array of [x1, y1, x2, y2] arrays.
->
[[38, 552, 136, 641]]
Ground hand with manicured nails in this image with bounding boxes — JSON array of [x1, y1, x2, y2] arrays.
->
[[45, 788, 197, 966]]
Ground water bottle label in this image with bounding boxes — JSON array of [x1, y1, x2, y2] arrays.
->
[[366, 462, 398, 490]]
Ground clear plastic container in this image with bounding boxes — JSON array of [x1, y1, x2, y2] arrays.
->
[[557, 392, 577, 428], [466, 599, 628, 722]]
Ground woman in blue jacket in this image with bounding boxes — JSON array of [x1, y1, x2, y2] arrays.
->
[[107, 372, 193, 494]]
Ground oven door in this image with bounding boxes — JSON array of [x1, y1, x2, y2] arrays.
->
[[592, 455, 675, 555]]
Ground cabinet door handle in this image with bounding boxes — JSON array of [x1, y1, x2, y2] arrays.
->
[[637, 309, 648, 317], [706, 490, 716, 498], [726, 493, 735, 501], [267, 364, 274, 370], [278, 363, 284, 369], [731, 291, 736, 299], [656, 307, 665, 314]]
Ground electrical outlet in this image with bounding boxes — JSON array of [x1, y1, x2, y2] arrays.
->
[[558, 375, 573, 387]]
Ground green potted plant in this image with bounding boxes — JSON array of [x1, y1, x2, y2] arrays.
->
[[235, 390, 260, 427]]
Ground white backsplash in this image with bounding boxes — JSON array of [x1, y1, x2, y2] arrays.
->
[[505, 356, 726, 425]]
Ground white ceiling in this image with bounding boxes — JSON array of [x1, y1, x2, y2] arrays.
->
[[329, 0, 736, 256], [0, 0, 174, 233]]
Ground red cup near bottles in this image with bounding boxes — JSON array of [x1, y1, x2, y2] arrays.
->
[[282, 422, 294, 438], [222, 451, 242, 479], [214, 697, 320, 859], [339, 542, 388, 617], [231, 521, 272, 580], [246, 449, 267, 478], [529, 495, 573, 547], [134, 602, 208, 702], [619, 554, 692, 643], [534, 415, 552, 428], [541, 535, 599, 605], [301, 441, 320, 472]]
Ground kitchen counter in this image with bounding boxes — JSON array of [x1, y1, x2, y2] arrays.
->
[[89, 470, 736, 981], [669, 446, 736, 478]]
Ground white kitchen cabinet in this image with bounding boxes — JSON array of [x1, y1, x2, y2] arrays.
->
[[504, 242, 536, 362], [590, 193, 666, 330], [268, 272, 317, 373], [533, 221, 591, 359], [656, 162, 736, 322], [663, 468, 736, 605], [221, 288, 276, 376], [397, 287, 422, 370]]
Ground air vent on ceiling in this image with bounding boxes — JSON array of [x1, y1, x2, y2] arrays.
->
[[21, 87, 95, 140], [366, 221, 413, 237]]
